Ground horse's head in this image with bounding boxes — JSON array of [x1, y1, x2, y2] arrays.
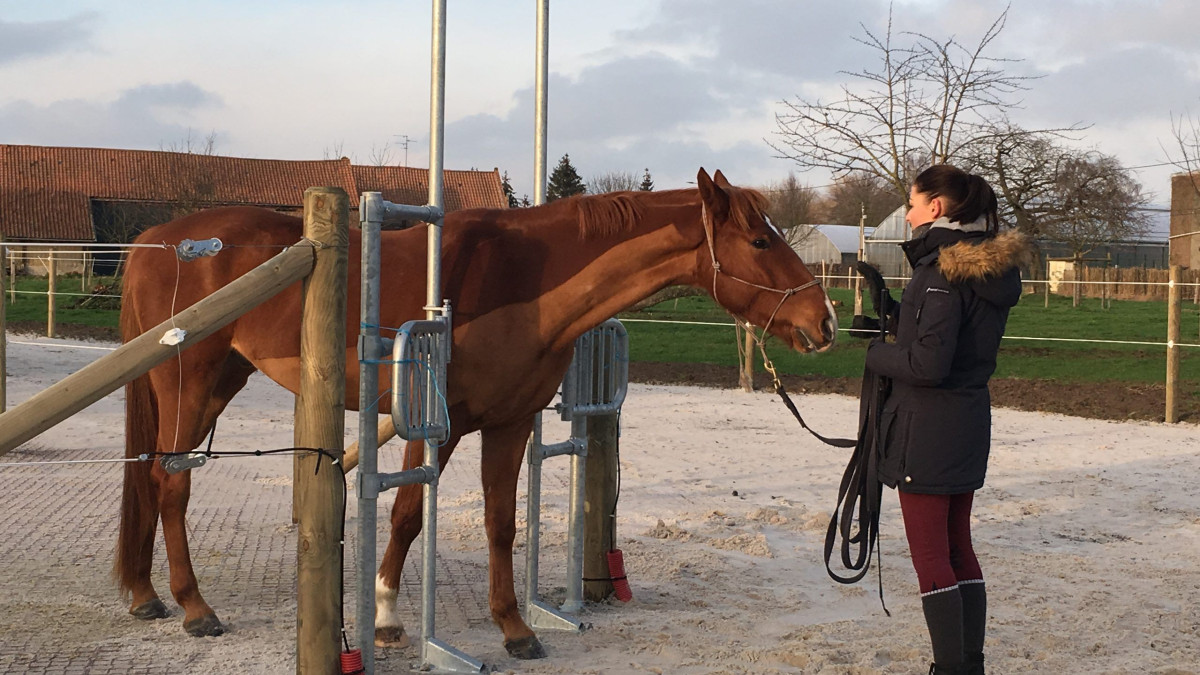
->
[[694, 168, 837, 353]]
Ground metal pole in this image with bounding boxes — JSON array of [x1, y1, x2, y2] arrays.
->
[[423, 1, 449, 655], [357, 194, 383, 675], [524, 413, 544, 611], [534, 0, 549, 206], [561, 415, 587, 614]]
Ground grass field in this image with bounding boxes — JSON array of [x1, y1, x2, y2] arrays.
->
[[619, 287, 1200, 385], [4, 276, 1197, 385]]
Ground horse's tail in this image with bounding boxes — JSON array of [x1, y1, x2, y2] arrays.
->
[[114, 291, 159, 597]]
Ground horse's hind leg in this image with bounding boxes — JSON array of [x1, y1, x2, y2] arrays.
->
[[151, 340, 253, 637], [375, 434, 462, 647], [479, 416, 544, 659]]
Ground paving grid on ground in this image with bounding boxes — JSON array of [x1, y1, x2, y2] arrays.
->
[[0, 438, 571, 674]]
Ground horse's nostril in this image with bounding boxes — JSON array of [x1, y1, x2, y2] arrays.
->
[[821, 317, 836, 343]]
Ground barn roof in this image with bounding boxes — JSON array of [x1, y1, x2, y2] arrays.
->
[[353, 165, 507, 213], [0, 144, 507, 241]]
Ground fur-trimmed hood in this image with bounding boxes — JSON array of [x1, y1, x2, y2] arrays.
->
[[902, 226, 1034, 310], [939, 230, 1036, 283]]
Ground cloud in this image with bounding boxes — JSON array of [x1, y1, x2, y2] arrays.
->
[[0, 82, 223, 150], [614, 0, 905, 81], [1020, 46, 1200, 126], [0, 13, 98, 65], [443, 52, 788, 196]]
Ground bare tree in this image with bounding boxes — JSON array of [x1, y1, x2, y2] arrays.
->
[[1166, 109, 1200, 195], [760, 173, 823, 246], [824, 171, 904, 228], [368, 141, 394, 167], [1044, 152, 1150, 304], [587, 170, 640, 194], [159, 129, 220, 219], [964, 120, 1079, 236], [771, 4, 1035, 204], [323, 140, 347, 161]]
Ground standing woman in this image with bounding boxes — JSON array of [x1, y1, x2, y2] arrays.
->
[[864, 165, 1033, 674]]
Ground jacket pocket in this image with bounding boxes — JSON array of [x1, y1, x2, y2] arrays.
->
[[877, 408, 912, 487]]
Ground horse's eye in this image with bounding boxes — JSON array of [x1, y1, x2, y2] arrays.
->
[[751, 238, 770, 250]]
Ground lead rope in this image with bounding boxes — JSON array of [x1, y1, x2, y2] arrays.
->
[[746, 272, 891, 616]]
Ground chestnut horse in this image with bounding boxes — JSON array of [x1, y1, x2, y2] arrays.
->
[[115, 168, 837, 658]]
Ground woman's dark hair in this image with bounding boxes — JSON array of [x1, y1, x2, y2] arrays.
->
[[913, 164, 1000, 234]]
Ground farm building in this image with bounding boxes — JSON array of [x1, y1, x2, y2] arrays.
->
[[789, 224, 875, 266], [0, 144, 508, 275]]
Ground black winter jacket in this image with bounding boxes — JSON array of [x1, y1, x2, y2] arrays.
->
[[865, 224, 1033, 494]]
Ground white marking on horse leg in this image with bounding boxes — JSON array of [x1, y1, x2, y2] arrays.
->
[[375, 573, 402, 631]]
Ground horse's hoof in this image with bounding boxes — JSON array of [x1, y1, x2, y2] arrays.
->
[[130, 598, 169, 620], [183, 614, 224, 637], [374, 626, 411, 648], [504, 635, 546, 660]]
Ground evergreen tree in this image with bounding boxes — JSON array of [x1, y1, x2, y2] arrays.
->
[[501, 170, 519, 208], [547, 154, 586, 201], [639, 168, 655, 191]]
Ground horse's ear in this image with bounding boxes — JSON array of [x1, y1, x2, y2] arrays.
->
[[712, 170, 733, 189], [697, 168, 730, 222]]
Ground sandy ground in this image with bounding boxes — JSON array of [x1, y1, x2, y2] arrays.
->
[[0, 335, 1198, 675]]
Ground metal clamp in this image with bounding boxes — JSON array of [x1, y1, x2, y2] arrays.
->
[[175, 238, 223, 262], [160, 453, 207, 474]]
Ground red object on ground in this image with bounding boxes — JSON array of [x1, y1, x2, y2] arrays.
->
[[607, 549, 633, 602], [340, 649, 364, 675]]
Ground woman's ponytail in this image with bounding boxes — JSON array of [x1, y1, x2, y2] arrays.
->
[[914, 165, 1001, 234]]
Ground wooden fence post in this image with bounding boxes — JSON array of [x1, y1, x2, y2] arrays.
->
[[583, 412, 620, 602], [738, 324, 754, 392], [47, 249, 56, 339], [294, 187, 349, 675], [1166, 265, 1182, 424]]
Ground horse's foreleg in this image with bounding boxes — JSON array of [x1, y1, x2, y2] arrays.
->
[[479, 417, 545, 659], [374, 479, 420, 647], [155, 466, 223, 637], [375, 436, 461, 647]]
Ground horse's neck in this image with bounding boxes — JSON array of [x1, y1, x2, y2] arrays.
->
[[533, 201, 703, 350]]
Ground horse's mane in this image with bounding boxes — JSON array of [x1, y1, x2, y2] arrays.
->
[[568, 186, 770, 241]]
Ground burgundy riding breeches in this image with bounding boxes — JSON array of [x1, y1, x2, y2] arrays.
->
[[898, 491, 983, 595]]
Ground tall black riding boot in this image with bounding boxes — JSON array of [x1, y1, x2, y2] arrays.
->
[[959, 581, 986, 673], [922, 586, 964, 669]]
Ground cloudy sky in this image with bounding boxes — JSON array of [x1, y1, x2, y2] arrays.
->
[[2, 0, 1197, 204]]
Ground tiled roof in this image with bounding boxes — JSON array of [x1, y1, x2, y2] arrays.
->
[[353, 165, 508, 211], [1, 145, 356, 207], [0, 144, 507, 241], [0, 189, 93, 241]]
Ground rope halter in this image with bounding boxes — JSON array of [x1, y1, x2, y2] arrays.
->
[[701, 204, 824, 350]]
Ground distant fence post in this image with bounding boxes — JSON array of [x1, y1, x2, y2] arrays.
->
[[47, 249, 56, 339], [0, 235, 5, 413], [294, 187, 349, 675], [1166, 265, 1182, 423]]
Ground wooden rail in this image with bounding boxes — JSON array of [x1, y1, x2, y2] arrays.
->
[[0, 241, 315, 457]]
